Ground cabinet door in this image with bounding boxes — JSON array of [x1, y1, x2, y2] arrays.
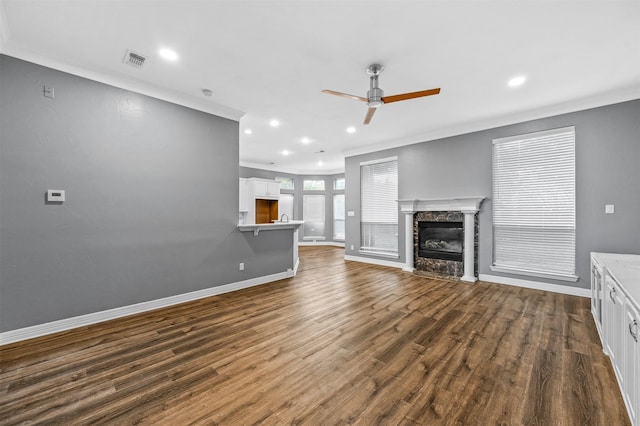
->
[[624, 299, 639, 424], [591, 257, 604, 340], [267, 181, 281, 197], [605, 276, 626, 383], [253, 180, 269, 197]]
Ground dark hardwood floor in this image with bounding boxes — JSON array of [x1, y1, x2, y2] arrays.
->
[[0, 246, 630, 425]]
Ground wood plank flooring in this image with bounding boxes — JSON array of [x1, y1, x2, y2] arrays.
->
[[0, 246, 630, 425]]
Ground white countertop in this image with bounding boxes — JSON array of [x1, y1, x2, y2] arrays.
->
[[238, 220, 304, 235], [593, 252, 640, 306]]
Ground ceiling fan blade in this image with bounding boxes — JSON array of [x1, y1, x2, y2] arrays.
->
[[363, 107, 376, 125], [382, 88, 441, 104], [322, 89, 368, 102]]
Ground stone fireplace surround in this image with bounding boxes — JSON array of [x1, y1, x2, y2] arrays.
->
[[398, 198, 485, 282]]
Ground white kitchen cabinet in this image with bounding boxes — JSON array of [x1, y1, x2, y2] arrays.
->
[[604, 274, 626, 383], [592, 252, 640, 426], [241, 178, 281, 224], [624, 298, 639, 424], [251, 178, 280, 200], [591, 255, 605, 341]]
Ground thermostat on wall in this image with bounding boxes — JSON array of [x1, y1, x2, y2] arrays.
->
[[47, 190, 65, 202]]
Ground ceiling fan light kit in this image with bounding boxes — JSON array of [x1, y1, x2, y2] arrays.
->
[[322, 63, 440, 125]]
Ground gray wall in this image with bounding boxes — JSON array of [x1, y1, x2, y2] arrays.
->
[[240, 167, 345, 243], [345, 99, 640, 290], [0, 55, 294, 332]]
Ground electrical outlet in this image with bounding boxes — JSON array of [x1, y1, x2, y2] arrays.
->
[[43, 86, 54, 99], [350, 245, 354, 251], [605, 204, 615, 214], [239, 262, 245, 271]]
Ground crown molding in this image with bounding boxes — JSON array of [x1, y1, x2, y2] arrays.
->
[[239, 161, 344, 176], [343, 87, 640, 159], [0, 46, 245, 122]]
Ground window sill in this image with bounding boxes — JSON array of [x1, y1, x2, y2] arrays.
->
[[303, 237, 326, 241], [490, 265, 579, 282], [358, 250, 399, 260]]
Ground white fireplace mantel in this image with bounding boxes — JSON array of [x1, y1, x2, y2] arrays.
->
[[398, 197, 485, 282], [398, 197, 485, 214]]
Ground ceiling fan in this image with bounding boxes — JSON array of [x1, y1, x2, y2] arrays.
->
[[322, 64, 441, 125]]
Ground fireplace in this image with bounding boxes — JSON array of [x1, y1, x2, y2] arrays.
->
[[418, 221, 463, 262], [398, 198, 485, 282]]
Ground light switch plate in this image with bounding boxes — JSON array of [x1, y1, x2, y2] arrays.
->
[[347, 211, 355, 217], [47, 190, 65, 202], [605, 204, 614, 214]]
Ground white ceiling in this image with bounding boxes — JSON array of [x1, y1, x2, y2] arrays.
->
[[1, 1, 639, 174]]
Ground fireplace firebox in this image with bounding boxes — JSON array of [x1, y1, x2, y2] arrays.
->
[[418, 221, 464, 262]]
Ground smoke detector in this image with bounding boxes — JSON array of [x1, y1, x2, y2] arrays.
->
[[123, 49, 147, 69]]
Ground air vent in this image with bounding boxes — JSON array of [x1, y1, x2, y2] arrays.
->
[[123, 50, 146, 68]]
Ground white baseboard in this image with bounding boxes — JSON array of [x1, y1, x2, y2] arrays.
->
[[344, 254, 404, 269], [479, 273, 590, 298], [0, 269, 296, 346], [299, 241, 345, 247]]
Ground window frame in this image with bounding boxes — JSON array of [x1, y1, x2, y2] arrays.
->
[[491, 126, 577, 282], [359, 156, 399, 258]]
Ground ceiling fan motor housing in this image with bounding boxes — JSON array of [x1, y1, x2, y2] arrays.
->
[[367, 65, 385, 107]]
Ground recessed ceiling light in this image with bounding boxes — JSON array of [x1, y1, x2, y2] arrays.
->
[[301, 137, 310, 144], [508, 75, 527, 87], [244, 129, 252, 135], [270, 119, 280, 127], [282, 150, 290, 156], [346, 126, 356, 134], [159, 48, 178, 61]]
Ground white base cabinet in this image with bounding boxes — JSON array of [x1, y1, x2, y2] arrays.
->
[[591, 252, 640, 426]]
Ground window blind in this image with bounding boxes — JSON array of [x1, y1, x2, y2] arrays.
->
[[361, 158, 398, 256], [333, 194, 345, 240], [303, 194, 325, 239], [492, 126, 576, 278]]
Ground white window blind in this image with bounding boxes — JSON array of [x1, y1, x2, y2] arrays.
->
[[361, 158, 398, 256], [279, 193, 294, 220], [303, 194, 325, 239], [333, 194, 345, 240], [492, 126, 576, 280]]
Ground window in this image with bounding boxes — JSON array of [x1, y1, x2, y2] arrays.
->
[[303, 180, 325, 191], [279, 193, 294, 220], [333, 194, 345, 240], [360, 157, 398, 256], [275, 176, 294, 190], [334, 178, 345, 190], [492, 126, 577, 280], [303, 195, 325, 239]]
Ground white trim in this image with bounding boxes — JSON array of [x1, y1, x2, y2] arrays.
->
[[479, 274, 590, 298], [342, 87, 640, 159], [299, 241, 344, 247], [489, 265, 579, 282], [0, 269, 296, 346], [359, 156, 398, 166], [239, 161, 344, 176], [344, 254, 404, 269], [398, 197, 485, 213]]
